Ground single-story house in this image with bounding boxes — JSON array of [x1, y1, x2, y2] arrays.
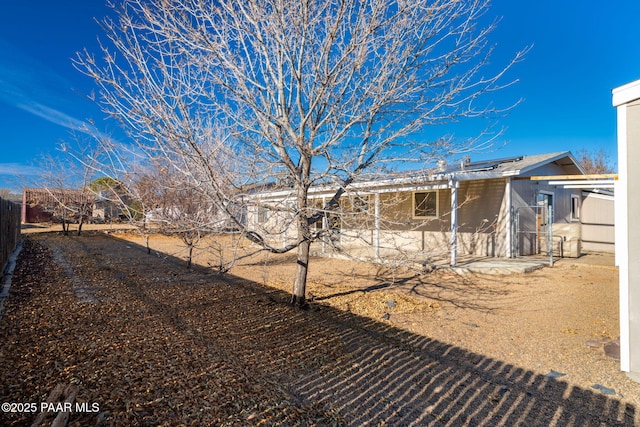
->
[[247, 151, 615, 265], [22, 187, 94, 224], [22, 188, 132, 224]]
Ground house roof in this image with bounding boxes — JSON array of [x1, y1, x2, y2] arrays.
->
[[438, 151, 585, 180], [23, 187, 95, 205], [253, 151, 586, 199]]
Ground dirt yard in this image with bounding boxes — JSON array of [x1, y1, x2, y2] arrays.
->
[[1, 226, 638, 425]]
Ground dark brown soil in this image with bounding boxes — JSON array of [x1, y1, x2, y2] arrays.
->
[[0, 231, 637, 426]]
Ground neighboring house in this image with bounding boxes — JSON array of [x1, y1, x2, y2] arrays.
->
[[248, 151, 614, 265], [91, 191, 129, 222], [22, 187, 94, 224], [22, 188, 131, 224]]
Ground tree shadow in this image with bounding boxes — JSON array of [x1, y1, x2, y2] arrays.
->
[[309, 264, 519, 313], [29, 232, 637, 426]]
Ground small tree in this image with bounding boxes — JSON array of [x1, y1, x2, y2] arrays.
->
[[142, 163, 223, 269], [77, 0, 526, 307], [33, 151, 97, 235]]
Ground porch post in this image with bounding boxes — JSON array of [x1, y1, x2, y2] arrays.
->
[[506, 177, 513, 258], [374, 192, 380, 260], [450, 178, 458, 266], [321, 196, 327, 254]]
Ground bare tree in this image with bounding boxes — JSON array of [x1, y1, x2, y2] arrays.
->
[[32, 150, 97, 235], [576, 148, 616, 174], [76, 0, 526, 307], [141, 162, 223, 269]]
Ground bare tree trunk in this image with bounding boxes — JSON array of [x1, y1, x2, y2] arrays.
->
[[62, 216, 69, 236], [291, 238, 310, 308], [187, 244, 193, 269], [77, 217, 84, 236], [291, 190, 311, 308]]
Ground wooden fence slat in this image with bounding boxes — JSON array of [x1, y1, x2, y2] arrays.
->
[[0, 197, 22, 275]]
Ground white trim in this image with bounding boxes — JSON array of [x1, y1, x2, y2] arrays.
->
[[506, 177, 513, 258], [570, 194, 581, 222], [374, 193, 380, 260], [613, 79, 640, 107], [450, 179, 459, 266], [581, 191, 614, 201], [562, 184, 615, 189], [615, 102, 630, 372], [548, 179, 615, 186]]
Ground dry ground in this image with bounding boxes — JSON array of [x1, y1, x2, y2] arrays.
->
[[1, 226, 638, 425]]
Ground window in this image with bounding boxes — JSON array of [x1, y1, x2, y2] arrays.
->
[[537, 191, 554, 228], [257, 206, 269, 223], [570, 194, 580, 221], [348, 195, 370, 213], [413, 191, 438, 218]]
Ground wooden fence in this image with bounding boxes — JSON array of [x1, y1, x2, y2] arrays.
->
[[1, 197, 21, 274]]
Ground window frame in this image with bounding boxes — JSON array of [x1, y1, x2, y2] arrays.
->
[[412, 190, 439, 219], [537, 191, 554, 225], [257, 205, 269, 223], [570, 194, 581, 222]]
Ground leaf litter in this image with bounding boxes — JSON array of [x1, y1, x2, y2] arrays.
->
[[0, 234, 347, 426]]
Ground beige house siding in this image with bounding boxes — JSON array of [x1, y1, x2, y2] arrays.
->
[[581, 192, 615, 252], [337, 179, 509, 257], [248, 152, 589, 262]]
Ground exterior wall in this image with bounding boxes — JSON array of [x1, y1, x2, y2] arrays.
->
[[247, 202, 298, 248], [338, 178, 508, 258], [581, 192, 615, 253], [511, 179, 541, 256], [511, 166, 582, 257], [249, 163, 585, 261], [613, 79, 640, 381], [338, 229, 499, 260]]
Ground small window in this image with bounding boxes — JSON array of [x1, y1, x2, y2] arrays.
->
[[570, 195, 580, 221], [537, 192, 554, 226], [257, 206, 269, 223], [413, 191, 438, 218]]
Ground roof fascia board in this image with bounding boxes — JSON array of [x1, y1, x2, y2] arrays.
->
[[581, 190, 614, 199], [515, 151, 581, 176], [613, 79, 640, 107]]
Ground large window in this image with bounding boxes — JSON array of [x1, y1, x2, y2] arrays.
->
[[413, 191, 438, 218]]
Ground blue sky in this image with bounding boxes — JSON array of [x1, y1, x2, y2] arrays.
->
[[1, 1, 639, 192]]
